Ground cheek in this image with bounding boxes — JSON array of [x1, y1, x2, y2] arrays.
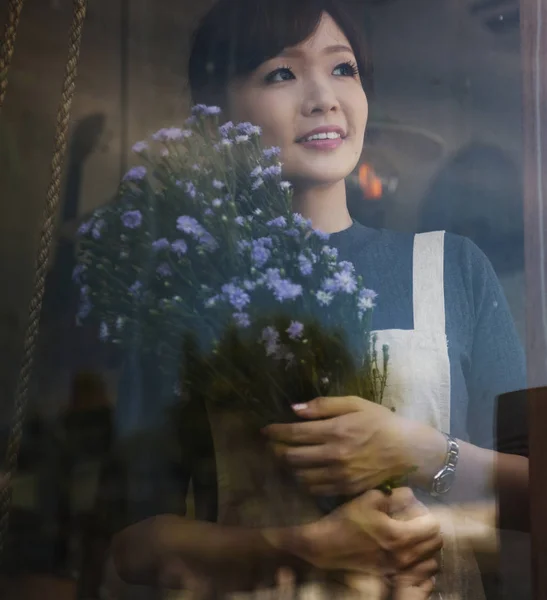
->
[[229, 90, 293, 147]]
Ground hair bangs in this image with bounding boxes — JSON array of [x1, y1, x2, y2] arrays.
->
[[189, 0, 372, 108]]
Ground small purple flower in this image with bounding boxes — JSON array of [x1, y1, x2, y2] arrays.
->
[[316, 290, 334, 306], [267, 216, 287, 228], [293, 213, 312, 228], [338, 261, 355, 273], [192, 163, 201, 171], [184, 182, 197, 198], [250, 166, 262, 178], [219, 121, 234, 136], [204, 208, 214, 216], [314, 229, 330, 241], [212, 179, 224, 190], [270, 278, 303, 302], [121, 210, 143, 229], [123, 166, 147, 181], [92, 219, 105, 239], [252, 178, 264, 190], [152, 238, 170, 251], [287, 321, 304, 340], [263, 146, 281, 159], [251, 241, 271, 267], [322, 246, 338, 260], [233, 312, 251, 328], [321, 278, 338, 293], [263, 165, 282, 178], [157, 262, 172, 277], [279, 181, 292, 191], [265, 268, 281, 286], [235, 135, 250, 144], [172, 239, 188, 256], [132, 141, 149, 154], [298, 254, 313, 276], [99, 322, 109, 342], [76, 298, 92, 321], [72, 264, 85, 283], [235, 216, 246, 226], [129, 281, 143, 296], [261, 326, 280, 356], [242, 280, 256, 291], [77, 220, 92, 235], [284, 228, 300, 238], [358, 288, 378, 311], [220, 138, 233, 148], [222, 283, 250, 311], [333, 270, 357, 293], [212, 198, 223, 208], [237, 122, 261, 136], [177, 215, 204, 236], [192, 104, 221, 116]]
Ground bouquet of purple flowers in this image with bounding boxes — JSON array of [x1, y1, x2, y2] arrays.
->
[[74, 104, 389, 427]]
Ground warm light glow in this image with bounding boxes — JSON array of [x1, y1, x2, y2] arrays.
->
[[358, 163, 383, 200]]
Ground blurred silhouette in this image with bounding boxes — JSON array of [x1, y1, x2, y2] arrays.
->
[[419, 142, 524, 276]]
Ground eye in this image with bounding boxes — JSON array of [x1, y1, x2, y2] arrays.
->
[[264, 66, 295, 84], [333, 61, 360, 78]]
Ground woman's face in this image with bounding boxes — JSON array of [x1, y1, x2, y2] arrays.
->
[[226, 12, 368, 189]]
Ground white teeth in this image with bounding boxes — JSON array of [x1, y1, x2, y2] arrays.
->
[[304, 132, 341, 141]]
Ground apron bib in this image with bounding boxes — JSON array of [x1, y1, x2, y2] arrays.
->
[[375, 231, 485, 600]]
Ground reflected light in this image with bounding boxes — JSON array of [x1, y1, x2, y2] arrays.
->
[[358, 163, 383, 200]]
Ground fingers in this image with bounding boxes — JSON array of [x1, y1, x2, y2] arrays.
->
[[392, 577, 436, 600], [393, 536, 443, 570], [291, 396, 366, 419], [274, 567, 296, 600], [263, 419, 332, 445], [271, 441, 335, 467], [393, 558, 439, 586], [388, 488, 422, 516], [387, 514, 441, 552]]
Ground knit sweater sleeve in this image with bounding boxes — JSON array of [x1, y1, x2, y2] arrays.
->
[[458, 236, 526, 449]]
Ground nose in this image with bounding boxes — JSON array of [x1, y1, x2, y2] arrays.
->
[[301, 73, 340, 116]]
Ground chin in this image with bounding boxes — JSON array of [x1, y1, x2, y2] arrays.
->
[[288, 167, 353, 187]]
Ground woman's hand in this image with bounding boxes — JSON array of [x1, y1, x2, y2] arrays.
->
[[110, 515, 297, 595], [263, 396, 436, 496], [267, 488, 442, 577], [389, 489, 440, 598]]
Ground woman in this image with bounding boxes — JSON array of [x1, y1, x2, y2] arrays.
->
[[109, 0, 525, 597]]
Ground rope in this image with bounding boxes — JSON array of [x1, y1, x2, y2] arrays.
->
[[0, 0, 88, 560], [0, 0, 25, 112]]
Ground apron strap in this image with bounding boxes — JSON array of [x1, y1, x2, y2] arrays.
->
[[413, 231, 446, 333]]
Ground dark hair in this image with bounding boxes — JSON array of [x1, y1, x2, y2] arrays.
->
[[189, 0, 373, 109]]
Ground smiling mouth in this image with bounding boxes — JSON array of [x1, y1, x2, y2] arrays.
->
[[299, 131, 344, 143]]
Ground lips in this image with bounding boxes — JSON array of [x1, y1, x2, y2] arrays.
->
[[297, 125, 346, 143]]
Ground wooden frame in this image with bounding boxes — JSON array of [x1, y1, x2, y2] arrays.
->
[[521, 0, 547, 597]]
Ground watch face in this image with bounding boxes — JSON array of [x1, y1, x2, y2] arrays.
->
[[434, 468, 456, 494]]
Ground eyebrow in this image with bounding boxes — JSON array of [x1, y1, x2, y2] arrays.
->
[[281, 44, 354, 58]]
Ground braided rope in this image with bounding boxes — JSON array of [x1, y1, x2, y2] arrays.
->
[[0, 0, 88, 559], [0, 0, 25, 112]]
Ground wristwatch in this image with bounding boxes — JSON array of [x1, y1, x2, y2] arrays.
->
[[430, 433, 459, 497]]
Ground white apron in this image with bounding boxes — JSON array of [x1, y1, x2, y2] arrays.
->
[[374, 231, 485, 600]]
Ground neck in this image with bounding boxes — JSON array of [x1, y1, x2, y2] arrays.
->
[[291, 179, 352, 233]]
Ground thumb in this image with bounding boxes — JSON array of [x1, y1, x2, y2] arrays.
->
[[292, 396, 366, 419]]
